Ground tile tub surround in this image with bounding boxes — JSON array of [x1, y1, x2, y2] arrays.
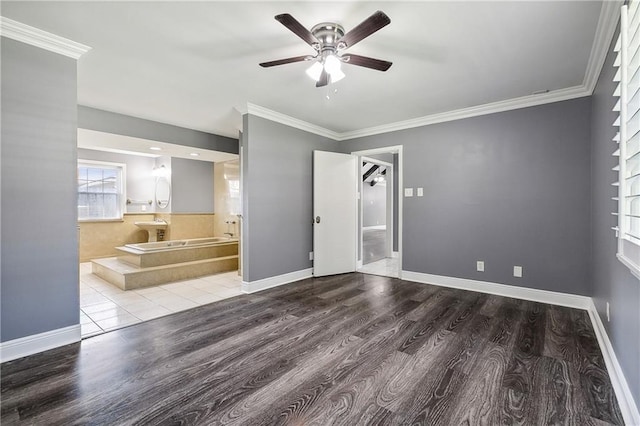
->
[[78, 213, 153, 262], [92, 237, 239, 290], [79, 262, 242, 338], [79, 213, 217, 262], [117, 239, 238, 268], [155, 213, 215, 241], [213, 160, 240, 238]]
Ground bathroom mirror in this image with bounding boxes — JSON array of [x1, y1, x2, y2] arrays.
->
[[155, 177, 171, 209]]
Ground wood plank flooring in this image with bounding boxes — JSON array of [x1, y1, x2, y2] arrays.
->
[[363, 229, 387, 265], [1, 273, 624, 425]]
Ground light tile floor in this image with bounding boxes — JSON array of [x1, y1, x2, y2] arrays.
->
[[79, 262, 243, 338], [358, 257, 399, 278]]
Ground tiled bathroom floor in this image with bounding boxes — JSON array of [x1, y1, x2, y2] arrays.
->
[[79, 262, 243, 338]]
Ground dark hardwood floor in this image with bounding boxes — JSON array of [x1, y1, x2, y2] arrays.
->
[[1, 273, 624, 425], [363, 228, 387, 265]]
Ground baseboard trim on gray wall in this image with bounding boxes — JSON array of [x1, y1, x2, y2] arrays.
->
[[401, 270, 639, 424], [401, 270, 591, 309], [241, 268, 313, 294], [587, 300, 640, 426], [0, 325, 81, 363]]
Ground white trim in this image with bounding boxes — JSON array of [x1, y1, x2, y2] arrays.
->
[[400, 271, 591, 310], [584, 1, 623, 94], [245, 86, 590, 142], [340, 86, 590, 140], [246, 103, 341, 141], [356, 260, 363, 269], [241, 1, 620, 144], [1, 325, 81, 363], [241, 268, 313, 294], [0, 17, 91, 59], [352, 145, 403, 277], [399, 270, 639, 424], [363, 225, 386, 231], [587, 300, 640, 426], [392, 251, 399, 258], [617, 253, 640, 280]]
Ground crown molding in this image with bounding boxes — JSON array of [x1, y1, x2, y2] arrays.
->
[[246, 103, 341, 140], [583, 1, 622, 94], [247, 85, 591, 142], [236, 2, 620, 142], [339, 85, 590, 140], [0, 16, 91, 59]]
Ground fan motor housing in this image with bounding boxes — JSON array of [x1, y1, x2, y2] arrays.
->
[[311, 22, 345, 50]]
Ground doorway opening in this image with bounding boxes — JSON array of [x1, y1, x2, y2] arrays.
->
[[351, 146, 403, 279], [77, 129, 242, 338]]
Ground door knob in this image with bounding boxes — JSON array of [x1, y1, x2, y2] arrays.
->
[[315, 216, 321, 224]]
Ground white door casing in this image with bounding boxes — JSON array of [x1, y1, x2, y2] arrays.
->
[[313, 150, 357, 277]]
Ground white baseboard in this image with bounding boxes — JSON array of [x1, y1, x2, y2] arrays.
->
[[401, 271, 591, 309], [363, 225, 386, 230], [401, 270, 639, 424], [587, 300, 640, 426], [1, 325, 81, 363], [242, 268, 313, 294], [356, 260, 363, 269]]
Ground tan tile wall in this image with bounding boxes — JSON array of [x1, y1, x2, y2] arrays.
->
[[213, 160, 240, 238], [155, 213, 215, 241], [79, 213, 216, 262], [79, 214, 153, 262]]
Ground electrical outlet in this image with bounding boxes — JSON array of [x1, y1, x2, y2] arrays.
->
[[404, 188, 414, 197], [309, 251, 314, 261], [606, 302, 610, 322], [513, 266, 523, 277], [417, 187, 424, 197], [476, 261, 485, 272]]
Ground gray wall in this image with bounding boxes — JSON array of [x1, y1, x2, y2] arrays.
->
[[363, 183, 387, 227], [171, 157, 214, 213], [590, 28, 640, 407], [342, 97, 592, 295], [78, 106, 239, 154], [1, 38, 79, 342], [243, 114, 338, 282], [77, 148, 157, 213]]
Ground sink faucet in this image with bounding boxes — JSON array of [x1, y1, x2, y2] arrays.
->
[[224, 232, 234, 238]]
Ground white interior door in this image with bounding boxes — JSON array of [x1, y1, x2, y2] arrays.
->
[[313, 150, 357, 277]]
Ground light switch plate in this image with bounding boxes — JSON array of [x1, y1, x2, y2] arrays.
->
[[417, 187, 424, 197], [404, 188, 414, 197], [514, 266, 523, 277], [476, 261, 484, 272]]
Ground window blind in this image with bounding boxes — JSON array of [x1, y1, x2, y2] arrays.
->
[[613, 0, 640, 279]]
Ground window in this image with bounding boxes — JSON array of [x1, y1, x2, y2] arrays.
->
[[77, 160, 125, 221], [612, 0, 640, 279]]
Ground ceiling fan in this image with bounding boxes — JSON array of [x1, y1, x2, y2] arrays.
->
[[259, 11, 392, 87]]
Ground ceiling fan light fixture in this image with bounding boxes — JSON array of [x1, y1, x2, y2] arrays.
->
[[324, 54, 341, 75], [306, 61, 323, 81], [330, 68, 345, 83]]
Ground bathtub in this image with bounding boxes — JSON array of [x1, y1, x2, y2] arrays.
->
[[99, 236, 239, 290], [125, 236, 237, 252]]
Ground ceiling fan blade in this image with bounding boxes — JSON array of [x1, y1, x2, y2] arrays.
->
[[339, 11, 390, 49], [259, 55, 310, 68], [316, 69, 329, 87], [343, 54, 392, 71], [275, 14, 319, 47]]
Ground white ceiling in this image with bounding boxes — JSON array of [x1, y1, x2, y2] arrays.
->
[[78, 128, 238, 163], [3, 1, 605, 139]]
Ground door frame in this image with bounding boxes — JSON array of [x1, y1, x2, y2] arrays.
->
[[351, 145, 403, 278], [360, 156, 393, 261]]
